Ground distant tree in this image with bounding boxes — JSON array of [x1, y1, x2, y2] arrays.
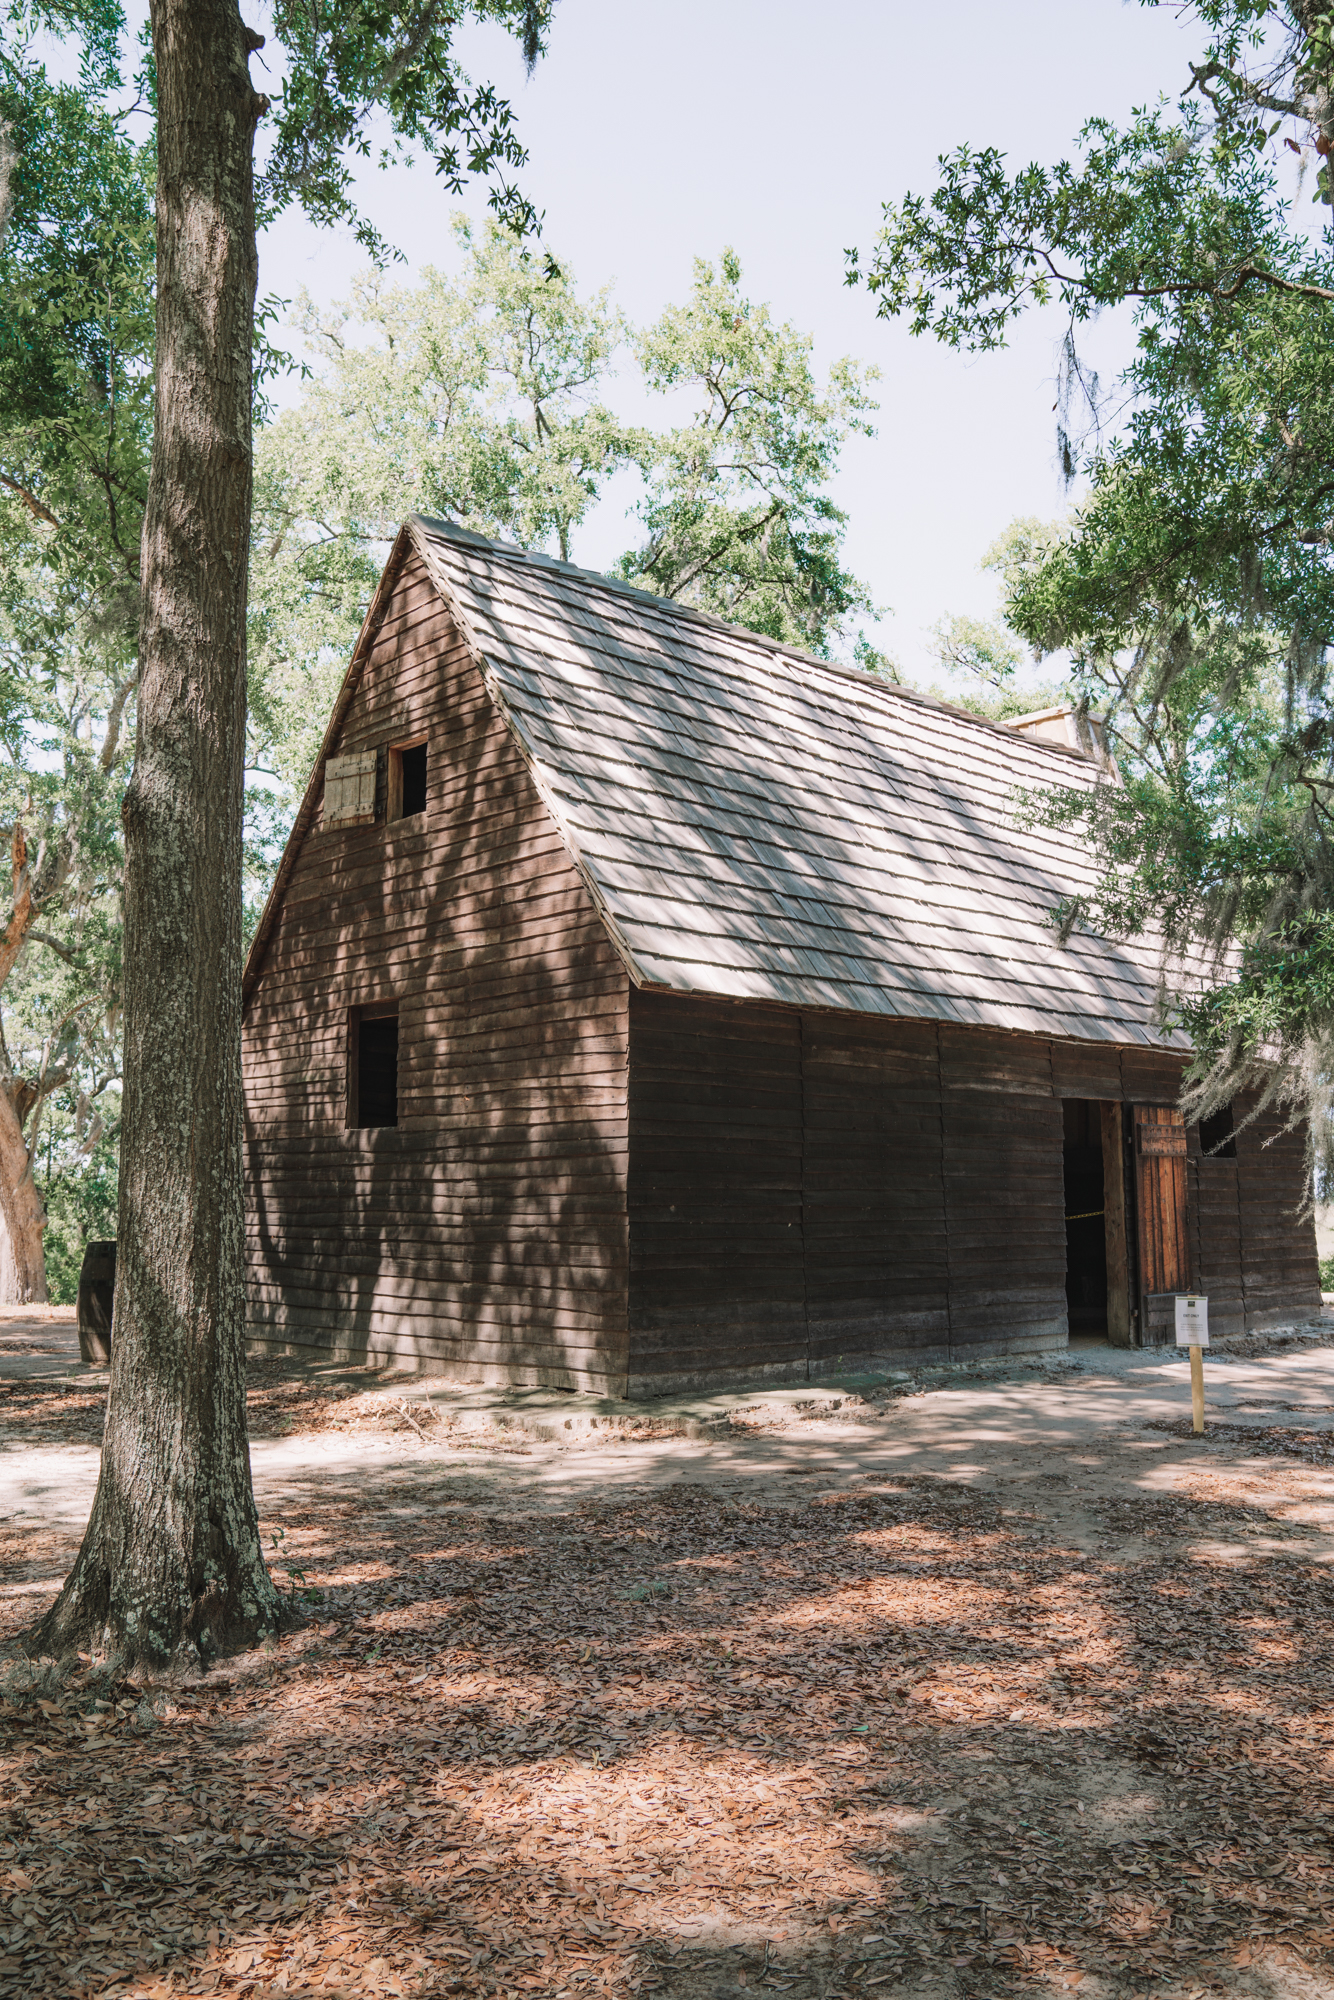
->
[[618, 250, 880, 656], [927, 522, 1067, 719], [31, 0, 555, 1672], [0, 535, 130, 1300], [250, 238, 884, 817]]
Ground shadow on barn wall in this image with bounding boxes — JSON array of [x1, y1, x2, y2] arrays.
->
[[242, 545, 630, 1395]]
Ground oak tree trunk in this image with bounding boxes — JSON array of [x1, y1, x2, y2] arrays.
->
[[0, 1085, 47, 1303], [31, 0, 285, 1666]]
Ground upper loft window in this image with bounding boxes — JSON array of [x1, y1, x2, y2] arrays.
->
[[352, 1008, 399, 1129], [1198, 1102, 1237, 1159], [388, 741, 428, 822]]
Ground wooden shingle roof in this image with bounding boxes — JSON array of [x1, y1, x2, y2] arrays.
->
[[404, 516, 1187, 1050], [245, 514, 1191, 1050]]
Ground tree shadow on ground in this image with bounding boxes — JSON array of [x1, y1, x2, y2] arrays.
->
[[3, 1463, 1334, 1998]]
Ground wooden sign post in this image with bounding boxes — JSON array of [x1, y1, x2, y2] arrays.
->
[[1174, 1295, 1209, 1434]]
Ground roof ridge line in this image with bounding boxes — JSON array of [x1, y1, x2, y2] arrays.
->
[[408, 513, 1098, 769]]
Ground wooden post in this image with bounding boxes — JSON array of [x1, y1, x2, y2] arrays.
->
[[1100, 1102, 1132, 1346], [1190, 1343, 1205, 1434]]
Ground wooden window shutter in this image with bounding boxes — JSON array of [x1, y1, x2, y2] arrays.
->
[[1134, 1103, 1191, 1340], [323, 750, 377, 827]]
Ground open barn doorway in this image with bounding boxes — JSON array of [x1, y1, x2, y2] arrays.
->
[[1063, 1099, 1108, 1338]]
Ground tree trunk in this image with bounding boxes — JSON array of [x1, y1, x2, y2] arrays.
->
[[0, 1205, 20, 1304], [31, 0, 285, 1667], [0, 1083, 47, 1303]]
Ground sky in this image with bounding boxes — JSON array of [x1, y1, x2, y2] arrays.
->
[[256, 0, 1208, 688]]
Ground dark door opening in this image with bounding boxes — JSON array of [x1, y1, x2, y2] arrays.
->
[[1064, 1098, 1108, 1336]]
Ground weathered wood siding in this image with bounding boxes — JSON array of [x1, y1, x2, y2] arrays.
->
[[1234, 1092, 1321, 1326], [1189, 1118, 1245, 1341], [804, 1014, 950, 1370], [627, 994, 1320, 1392], [626, 995, 806, 1386], [242, 551, 632, 1393], [938, 1026, 1066, 1359]]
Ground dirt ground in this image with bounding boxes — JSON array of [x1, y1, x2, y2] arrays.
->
[[5, 1322, 1334, 2000]]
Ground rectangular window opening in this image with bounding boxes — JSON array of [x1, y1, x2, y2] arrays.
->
[[1198, 1102, 1237, 1158], [388, 741, 428, 821], [351, 1008, 399, 1128]]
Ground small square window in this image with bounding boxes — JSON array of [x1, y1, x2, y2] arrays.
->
[[1198, 1103, 1237, 1158], [350, 1008, 399, 1128], [388, 741, 428, 821]]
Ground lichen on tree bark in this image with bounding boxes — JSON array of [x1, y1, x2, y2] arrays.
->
[[30, 0, 287, 1667]]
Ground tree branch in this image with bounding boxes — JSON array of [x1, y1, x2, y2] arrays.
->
[[99, 671, 138, 772], [0, 474, 60, 530], [26, 928, 82, 967]]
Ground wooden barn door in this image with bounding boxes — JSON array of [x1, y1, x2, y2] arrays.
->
[[1133, 1104, 1190, 1343]]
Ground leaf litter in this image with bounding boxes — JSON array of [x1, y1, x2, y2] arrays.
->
[[3, 1365, 1334, 1997]]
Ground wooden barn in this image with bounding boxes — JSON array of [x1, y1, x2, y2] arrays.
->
[[241, 516, 1321, 1395]]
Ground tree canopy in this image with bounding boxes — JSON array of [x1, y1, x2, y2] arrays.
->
[[0, 8, 147, 1295], [852, 0, 1334, 1169], [616, 249, 880, 654]]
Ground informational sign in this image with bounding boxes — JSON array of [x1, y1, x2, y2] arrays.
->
[[1174, 1294, 1209, 1347]]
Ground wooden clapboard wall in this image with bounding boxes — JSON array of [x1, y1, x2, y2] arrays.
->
[[803, 1013, 951, 1370], [1234, 1092, 1320, 1326], [626, 994, 806, 1386], [626, 995, 1320, 1392], [242, 549, 632, 1393], [938, 1026, 1067, 1360], [627, 998, 1067, 1392]]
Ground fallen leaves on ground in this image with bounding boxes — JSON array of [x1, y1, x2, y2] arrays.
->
[[1148, 1416, 1334, 1465], [0, 1361, 447, 1451], [4, 1434, 1334, 2000]]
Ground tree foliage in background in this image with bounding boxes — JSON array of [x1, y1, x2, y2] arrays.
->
[[249, 217, 628, 797], [853, 0, 1334, 1172], [251, 238, 882, 824], [0, 531, 131, 1295], [0, 11, 147, 1296], [924, 522, 1066, 720], [618, 250, 879, 655]]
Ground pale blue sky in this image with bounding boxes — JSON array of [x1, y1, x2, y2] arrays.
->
[[256, 0, 1206, 684]]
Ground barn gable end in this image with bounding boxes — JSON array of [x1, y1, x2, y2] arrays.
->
[[242, 544, 632, 1393]]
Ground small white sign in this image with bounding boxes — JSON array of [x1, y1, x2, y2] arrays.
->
[[1174, 1295, 1209, 1347]]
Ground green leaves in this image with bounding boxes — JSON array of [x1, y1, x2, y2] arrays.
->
[[258, 0, 553, 257], [251, 234, 884, 807], [853, 107, 1321, 355], [248, 218, 632, 794], [0, 36, 154, 653], [850, 0, 1334, 1164], [618, 250, 880, 656], [0, 14, 147, 1271]]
